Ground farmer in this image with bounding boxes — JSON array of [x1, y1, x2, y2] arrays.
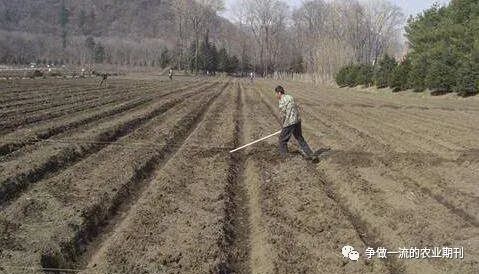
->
[[98, 73, 108, 87], [275, 85, 316, 160], [168, 69, 173, 80]]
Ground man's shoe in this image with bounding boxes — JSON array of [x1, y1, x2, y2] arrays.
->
[[302, 153, 313, 160], [302, 152, 319, 163]]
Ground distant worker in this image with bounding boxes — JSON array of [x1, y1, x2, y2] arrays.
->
[[249, 71, 255, 83], [168, 69, 173, 80], [275, 85, 317, 161], [98, 73, 108, 87]]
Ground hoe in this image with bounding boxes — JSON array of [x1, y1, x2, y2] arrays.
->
[[229, 131, 281, 153]]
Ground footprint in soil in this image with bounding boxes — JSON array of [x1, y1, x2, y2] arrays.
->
[[286, 149, 332, 163], [303, 148, 333, 164], [315, 148, 332, 157]]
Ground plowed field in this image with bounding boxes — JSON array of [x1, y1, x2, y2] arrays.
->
[[0, 77, 477, 274]]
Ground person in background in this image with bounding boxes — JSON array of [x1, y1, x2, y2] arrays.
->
[[98, 73, 108, 87]]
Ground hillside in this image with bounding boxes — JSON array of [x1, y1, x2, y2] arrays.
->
[[0, 0, 241, 66], [1, 0, 175, 40]]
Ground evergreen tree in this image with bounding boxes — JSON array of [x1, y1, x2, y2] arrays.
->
[[356, 64, 374, 86], [335, 65, 362, 87], [425, 43, 457, 92], [326, 0, 478, 95], [207, 44, 218, 73], [336, 65, 353, 87], [373, 55, 397, 88], [455, 61, 476, 96], [217, 48, 229, 72], [454, 39, 479, 96], [94, 44, 105, 63], [473, 40, 479, 91], [405, 0, 478, 94], [407, 54, 428, 92], [198, 37, 218, 73], [391, 57, 411, 92], [335, 66, 349, 87], [160, 48, 170, 69], [226, 55, 239, 73]]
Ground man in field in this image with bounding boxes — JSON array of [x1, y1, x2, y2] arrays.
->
[[275, 85, 317, 161], [98, 73, 108, 87]]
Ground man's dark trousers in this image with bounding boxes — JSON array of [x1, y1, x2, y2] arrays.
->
[[279, 122, 313, 157]]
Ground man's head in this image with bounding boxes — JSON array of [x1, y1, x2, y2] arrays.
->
[[275, 85, 285, 100]]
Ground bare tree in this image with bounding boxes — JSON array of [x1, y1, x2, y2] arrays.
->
[[238, 0, 289, 76], [187, 0, 224, 74], [172, 0, 191, 70], [291, 0, 403, 83], [363, 0, 404, 63], [231, 0, 253, 75]]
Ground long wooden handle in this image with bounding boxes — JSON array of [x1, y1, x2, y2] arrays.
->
[[229, 130, 282, 153]]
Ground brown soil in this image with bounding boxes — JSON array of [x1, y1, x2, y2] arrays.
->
[[0, 77, 477, 274]]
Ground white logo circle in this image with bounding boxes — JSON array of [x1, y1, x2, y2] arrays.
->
[[348, 250, 360, 261], [342, 245, 354, 258]]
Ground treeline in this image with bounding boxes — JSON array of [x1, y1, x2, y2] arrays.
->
[[0, 0, 404, 80], [336, 0, 479, 96], [177, 36, 244, 74], [0, 0, 246, 73], [290, 0, 404, 83], [0, 31, 171, 68], [336, 55, 412, 91]]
